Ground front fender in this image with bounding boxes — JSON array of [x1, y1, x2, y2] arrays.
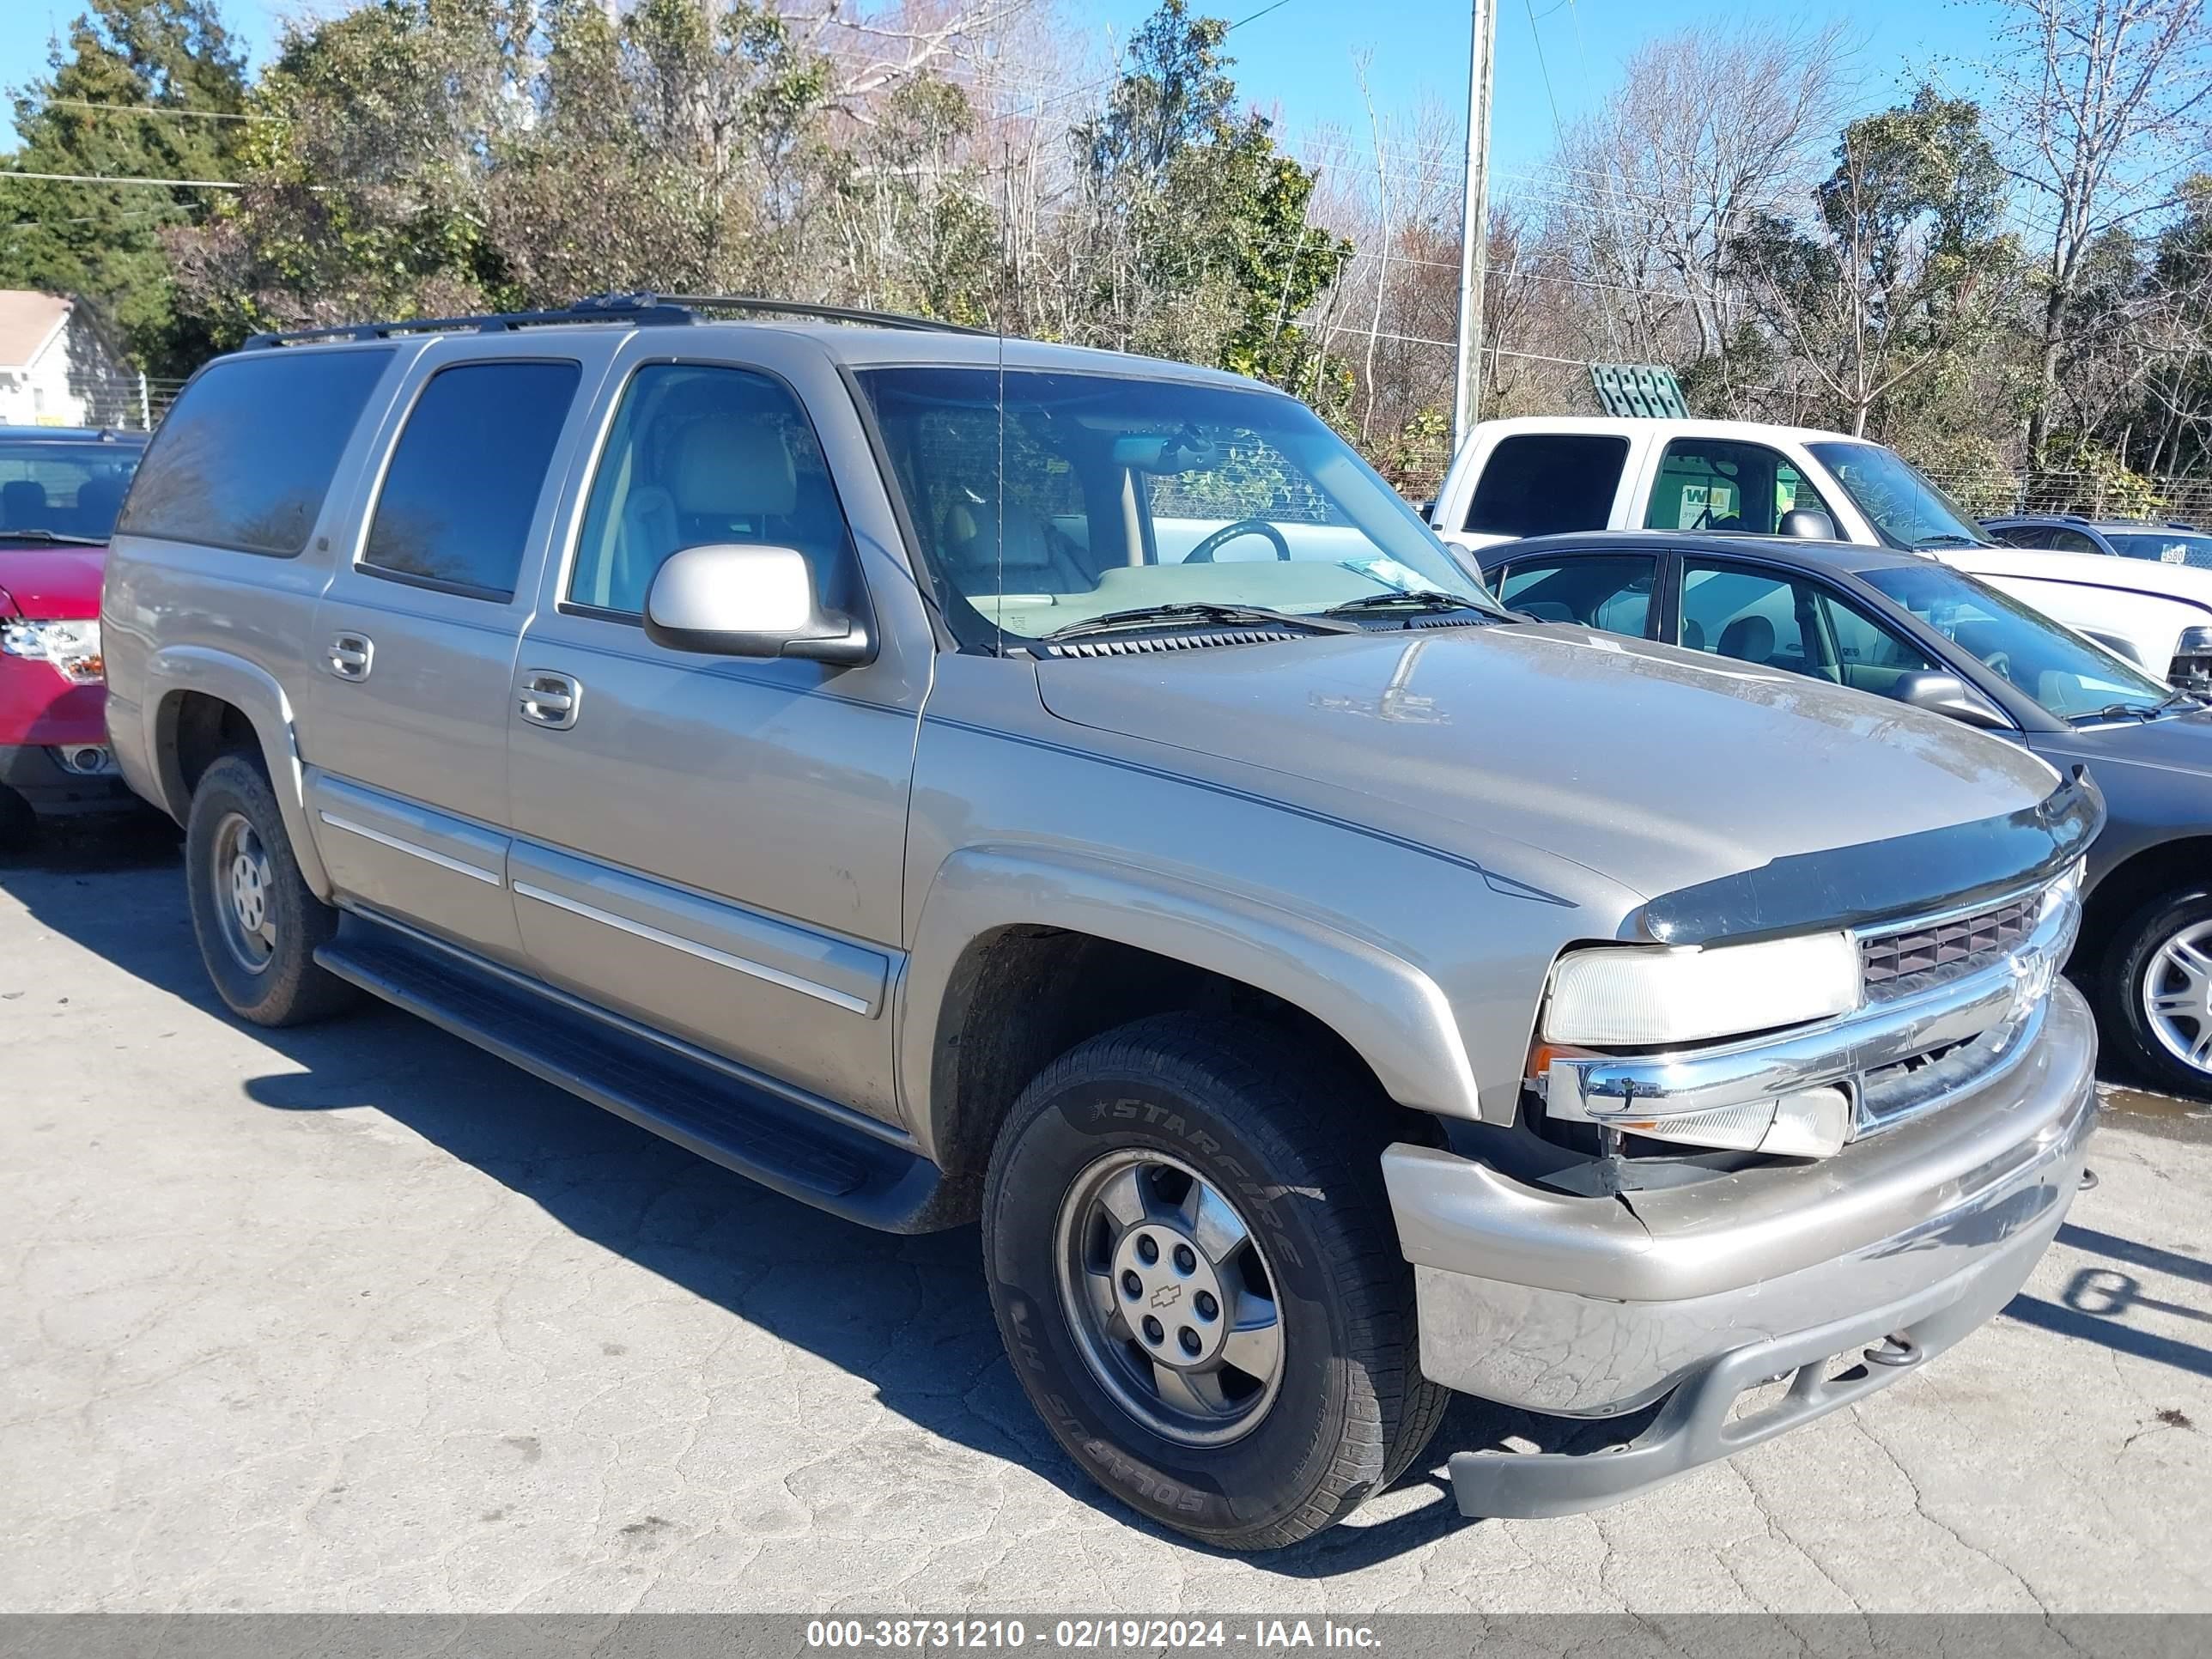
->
[[897, 844, 1484, 1166], [139, 646, 331, 898]]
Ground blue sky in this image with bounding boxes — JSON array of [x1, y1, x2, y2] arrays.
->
[[2, 0, 2005, 174]]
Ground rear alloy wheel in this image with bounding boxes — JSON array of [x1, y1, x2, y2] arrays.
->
[[982, 1013, 1447, 1550], [185, 753, 357, 1027], [2105, 888, 2212, 1099]]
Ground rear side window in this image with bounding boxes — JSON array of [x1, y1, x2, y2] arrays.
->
[[1465, 434, 1627, 537], [361, 360, 581, 600], [118, 349, 395, 556]]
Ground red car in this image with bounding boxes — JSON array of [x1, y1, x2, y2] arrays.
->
[[0, 425, 148, 845]]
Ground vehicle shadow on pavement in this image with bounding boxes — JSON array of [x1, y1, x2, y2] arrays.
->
[[2, 823, 1648, 1568]]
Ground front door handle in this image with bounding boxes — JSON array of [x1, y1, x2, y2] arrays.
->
[[518, 668, 581, 730], [326, 632, 374, 681]]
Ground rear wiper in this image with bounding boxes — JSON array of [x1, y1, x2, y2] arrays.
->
[[1040, 602, 1358, 641], [0, 527, 105, 546], [1321, 589, 1498, 618]]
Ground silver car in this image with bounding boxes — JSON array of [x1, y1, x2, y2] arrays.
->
[[101, 296, 2099, 1548]]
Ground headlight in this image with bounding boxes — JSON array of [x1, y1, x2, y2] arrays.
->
[[1542, 931, 1861, 1047], [2169, 626, 2212, 689], [0, 618, 103, 684]]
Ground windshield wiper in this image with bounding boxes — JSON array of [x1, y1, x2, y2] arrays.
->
[[2075, 702, 2163, 724], [0, 526, 105, 546], [1321, 589, 1498, 619], [1911, 533, 1986, 549], [1040, 602, 1358, 641]]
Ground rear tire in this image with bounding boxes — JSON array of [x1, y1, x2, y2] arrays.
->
[[184, 753, 357, 1027], [981, 1013, 1447, 1550], [2101, 888, 2212, 1100]]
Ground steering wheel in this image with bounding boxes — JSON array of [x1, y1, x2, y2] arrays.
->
[[1182, 518, 1291, 563]]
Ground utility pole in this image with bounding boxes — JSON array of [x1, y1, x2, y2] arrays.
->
[[1453, 0, 1498, 450]]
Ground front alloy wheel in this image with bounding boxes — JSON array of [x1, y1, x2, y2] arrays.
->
[[2142, 919, 2212, 1077], [1056, 1149, 1284, 1447], [2104, 888, 2212, 1099], [981, 1012, 1449, 1550]]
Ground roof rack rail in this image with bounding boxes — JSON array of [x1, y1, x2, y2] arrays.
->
[[241, 290, 989, 349], [647, 294, 994, 335], [241, 294, 696, 349]]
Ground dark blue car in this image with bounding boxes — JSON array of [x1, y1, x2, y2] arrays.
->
[[1984, 514, 2212, 571]]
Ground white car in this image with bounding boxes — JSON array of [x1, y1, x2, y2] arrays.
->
[[1942, 544, 2212, 690], [1430, 415, 2212, 687]]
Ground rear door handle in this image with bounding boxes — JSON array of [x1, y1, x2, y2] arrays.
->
[[325, 632, 374, 680], [518, 668, 580, 730]]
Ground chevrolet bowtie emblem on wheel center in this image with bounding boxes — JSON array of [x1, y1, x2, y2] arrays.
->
[[1149, 1283, 1182, 1310]]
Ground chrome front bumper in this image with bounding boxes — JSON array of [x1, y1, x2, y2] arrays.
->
[[1382, 978, 2098, 1516]]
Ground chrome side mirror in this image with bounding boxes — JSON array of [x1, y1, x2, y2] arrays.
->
[[1891, 670, 2010, 730], [1778, 507, 1838, 541], [643, 544, 873, 665]]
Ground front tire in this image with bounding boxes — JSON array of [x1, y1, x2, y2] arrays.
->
[[185, 753, 357, 1027], [2102, 887, 2212, 1099], [981, 1014, 1445, 1550]]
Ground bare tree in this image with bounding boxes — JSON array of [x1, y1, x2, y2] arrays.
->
[[1988, 0, 2212, 460], [1541, 19, 1853, 400]]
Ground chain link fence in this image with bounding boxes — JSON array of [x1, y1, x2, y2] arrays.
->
[[1909, 469, 2212, 529]]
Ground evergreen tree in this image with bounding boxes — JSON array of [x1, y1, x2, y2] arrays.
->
[[1, 0, 249, 376]]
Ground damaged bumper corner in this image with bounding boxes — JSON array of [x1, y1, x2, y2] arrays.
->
[[1381, 978, 2099, 1519]]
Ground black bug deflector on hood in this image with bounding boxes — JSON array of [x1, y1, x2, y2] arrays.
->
[[1632, 769, 2105, 947]]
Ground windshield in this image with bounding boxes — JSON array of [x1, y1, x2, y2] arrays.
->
[[1807, 441, 1990, 551], [854, 367, 1501, 647], [2106, 530, 2212, 570], [1861, 562, 2173, 720]]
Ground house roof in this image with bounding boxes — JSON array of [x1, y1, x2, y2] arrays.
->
[[0, 291, 72, 372]]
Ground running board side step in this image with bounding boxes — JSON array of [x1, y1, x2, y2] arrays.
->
[[315, 914, 957, 1233]]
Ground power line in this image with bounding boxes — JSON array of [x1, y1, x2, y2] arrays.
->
[[0, 169, 242, 190], [42, 98, 276, 123]]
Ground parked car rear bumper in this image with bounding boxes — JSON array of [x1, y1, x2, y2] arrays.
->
[[0, 740, 135, 815], [1382, 978, 2097, 1517]]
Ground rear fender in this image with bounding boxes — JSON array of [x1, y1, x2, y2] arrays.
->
[[142, 646, 331, 897]]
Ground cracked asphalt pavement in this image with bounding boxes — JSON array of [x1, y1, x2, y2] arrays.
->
[[4, 820, 2210, 1613]]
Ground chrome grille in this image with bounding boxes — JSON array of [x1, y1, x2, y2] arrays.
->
[[1860, 892, 2039, 1002]]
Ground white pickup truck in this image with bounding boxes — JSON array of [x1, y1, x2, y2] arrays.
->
[[1430, 416, 2212, 689]]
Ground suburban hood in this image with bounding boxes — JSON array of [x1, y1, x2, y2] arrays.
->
[[1036, 623, 2065, 908], [0, 544, 106, 618]]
